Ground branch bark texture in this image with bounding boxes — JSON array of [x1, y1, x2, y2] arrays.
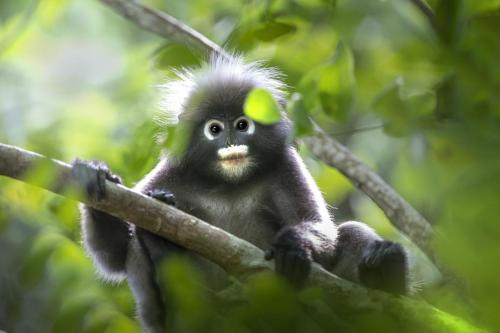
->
[[98, 0, 436, 265], [0, 143, 481, 333], [99, 0, 229, 58], [302, 132, 434, 259]]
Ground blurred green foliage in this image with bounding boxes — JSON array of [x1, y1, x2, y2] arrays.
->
[[0, 0, 499, 332]]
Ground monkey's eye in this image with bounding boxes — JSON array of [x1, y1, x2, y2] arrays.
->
[[204, 120, 225, 140], [234, 117, 255, 134]]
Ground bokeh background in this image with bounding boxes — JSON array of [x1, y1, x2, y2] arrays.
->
[[0, 0, 498, 332]]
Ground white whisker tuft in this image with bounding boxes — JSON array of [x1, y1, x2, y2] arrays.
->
[[217, 144, 249, 160]]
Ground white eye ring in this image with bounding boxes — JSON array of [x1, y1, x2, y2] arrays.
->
[[203, 119, 225, 140], [234, 116, 255, 135]]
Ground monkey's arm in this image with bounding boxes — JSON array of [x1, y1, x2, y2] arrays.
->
[[76, 159, 179, 331], [267, 150, 409, 293], [73, 160, 130, 281], [265, 150, 337, 285], [268, 183, 410, 294]]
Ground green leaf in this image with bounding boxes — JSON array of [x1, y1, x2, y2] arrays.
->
[[225, 25, 257, 51], [227, 20, 297, 51], [288, 93, 313, 137], [373, 78, 435, 136], [318, 41, 356, 121], [162, 122, 193, 158], [20, 232, 65, 289], [154, 43, 201, 69], [158, 256, 211, 330], [435, 0, 463, 45], [253, 21, 297, 42], [244, 88, 282, 125]]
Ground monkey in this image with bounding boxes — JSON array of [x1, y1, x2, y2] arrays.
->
[[73, 55, 409, 333]]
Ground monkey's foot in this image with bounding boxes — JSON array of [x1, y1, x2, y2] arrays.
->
[[72, 159, 122, 201], [359, 240, 408, 295]]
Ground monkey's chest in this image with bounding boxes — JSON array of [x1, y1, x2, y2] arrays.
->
[[184, 194, 277, 250], [175, 192, 277, 290]]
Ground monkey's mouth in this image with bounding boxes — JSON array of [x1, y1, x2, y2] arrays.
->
[[217, 145, 251, 177], [217, 145, 249, 163]]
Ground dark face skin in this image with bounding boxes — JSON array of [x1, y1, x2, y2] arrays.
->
[[176, 83, 291, 186]]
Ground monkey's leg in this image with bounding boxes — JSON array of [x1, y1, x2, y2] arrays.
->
[[73, 159, 130, 279], [126, 236, 166, 333], [331, 221, 409, 295], [127, 190, 184, 332]]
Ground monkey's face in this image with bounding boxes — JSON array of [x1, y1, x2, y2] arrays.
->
[[202, 115, 256, 180], [181, 94, 290, 184]]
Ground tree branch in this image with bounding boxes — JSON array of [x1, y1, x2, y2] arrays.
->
[[99, 0, 229, 58], [97, 0, 437, 268], [0, 143, 480, 332], [409, 0, 436, 29], [302, 132, 435, 260]]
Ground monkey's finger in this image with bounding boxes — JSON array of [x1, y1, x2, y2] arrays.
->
[[96, 168, 107, 201], [274, 250, 287, 275], [281, 252, 295, 279], [106, 173, 122, 184], [264, 249, 274, 260], [156, 192, 176, 206], [287, 252, 310, 287], [288, 255, 303, 284]]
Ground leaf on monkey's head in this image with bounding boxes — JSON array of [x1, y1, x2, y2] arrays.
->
[[244, 88, 282, 125]]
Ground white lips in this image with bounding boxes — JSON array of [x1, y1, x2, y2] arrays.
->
[[217, 145, 249, 160]]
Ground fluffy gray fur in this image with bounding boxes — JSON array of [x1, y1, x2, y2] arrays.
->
[[76, 55, 409, 333]]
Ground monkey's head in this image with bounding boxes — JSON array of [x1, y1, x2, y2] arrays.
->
[[159, 55, 291, 184]]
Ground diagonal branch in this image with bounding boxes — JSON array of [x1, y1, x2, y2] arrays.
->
[[97, 0, 437, 268], [99, 0, 229, 58], [409, 0, 436, 29], [0, 142, 480, 332], [302, 132, 435, 261]]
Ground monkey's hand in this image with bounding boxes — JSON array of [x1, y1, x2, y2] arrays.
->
[[145, 189, 176, 206], [71, 159, 122, 201], [265, 227, 313, 287], [359, 240, 408, 295]]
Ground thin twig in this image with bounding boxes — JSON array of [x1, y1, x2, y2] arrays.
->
[[302, 131, 435, 259], [327, 123, 385, 137], [99, 0, 229, 58]]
